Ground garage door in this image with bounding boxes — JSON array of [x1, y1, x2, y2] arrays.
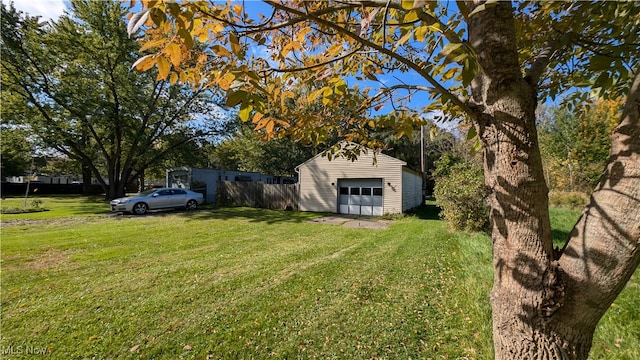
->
[[338, 179, 383, 216]]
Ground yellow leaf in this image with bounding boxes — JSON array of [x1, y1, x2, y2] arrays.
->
[[238, 103, 253, 122], [404, 10, 419, 23], [210, 22, 224, 34], [165, 42, 182, 67], [414, 25, 428, 42], [156, 56, 170, 81], [139, 38, 167, 52], [169, 72, 179, 85], [132, 54, 156, 72], [308, 88, 325, 103], [233, 4, 243, 16], [218, 72, 235, 91], [401, 0, 414, 10], [327, 43, 343, 55], [296, 27, 312, 43], [212, 45, 231, 58], [229, 33, 241, 56]]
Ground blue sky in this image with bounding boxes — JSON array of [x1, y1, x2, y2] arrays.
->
[[4, 0, 68, 20]]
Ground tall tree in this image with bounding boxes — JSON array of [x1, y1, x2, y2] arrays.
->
[[129, 1, 639, 359], [538, 100, 621, 192], [1, 0, 225, 199]]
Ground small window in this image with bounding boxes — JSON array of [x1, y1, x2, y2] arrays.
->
[[158, 190, 171, 196], [350, 188, 360, 195], [373, 188, 383, 196], [340, 187, 349, 195], [173, 189, 187, 195], [362, 188, 372, 196]]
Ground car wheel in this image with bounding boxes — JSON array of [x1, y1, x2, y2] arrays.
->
[[186, 199, 198, 210], [133, 202, 148, 215]]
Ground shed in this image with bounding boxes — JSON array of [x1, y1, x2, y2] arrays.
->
[[295, 143, 423, 215], [166, 167, 285, 204]]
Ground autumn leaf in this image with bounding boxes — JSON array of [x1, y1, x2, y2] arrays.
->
[[165, 42, 182, 67], [139, 37, 166, 52], [132, 54, 156, 71], [211, 45, 231, 58], [218, 72, 235, 91], [156, 56, 170, 80], [238, 102, 253, 122], [308, 87, 325, 103]]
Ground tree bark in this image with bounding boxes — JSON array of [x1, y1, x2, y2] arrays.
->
[[468, 2, 640, 359], [552, 68, 640, 356], [467, 2, 577, 358]]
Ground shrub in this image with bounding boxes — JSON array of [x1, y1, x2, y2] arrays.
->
[[548, 191, 589, 210], [0, 199, 49, 214], [433, 155, 489, 232]]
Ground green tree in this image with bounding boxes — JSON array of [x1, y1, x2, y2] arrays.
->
[[0, 0, 224, 199], [539, 100, 621, 192], [211, 122, 318, 176], [0, 126, 33, 178], [131, 1, 639, 358]]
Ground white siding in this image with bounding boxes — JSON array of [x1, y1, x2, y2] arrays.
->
[[297, 147, 407, 214], [402, 168, 423, 211]]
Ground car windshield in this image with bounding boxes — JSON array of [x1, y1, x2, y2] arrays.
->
[[137, 189, 158, 197]]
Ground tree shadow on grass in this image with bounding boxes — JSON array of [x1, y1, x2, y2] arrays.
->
[[178, 206, 320, 225], [551, 228, 571, 249], [406, 203, 442, 221]]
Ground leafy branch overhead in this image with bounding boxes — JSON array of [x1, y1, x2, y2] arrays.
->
[[125, 0, 486, 146], [127, 0, 637, 150]]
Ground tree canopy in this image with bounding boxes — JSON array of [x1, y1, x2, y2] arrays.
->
[[126, 1, 637, 143], [1, 0, 227, 199]]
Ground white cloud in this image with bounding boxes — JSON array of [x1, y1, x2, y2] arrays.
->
[[5, 0, 68, 21]]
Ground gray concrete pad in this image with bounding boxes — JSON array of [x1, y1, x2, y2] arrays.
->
[[309, 215, 391, 229]]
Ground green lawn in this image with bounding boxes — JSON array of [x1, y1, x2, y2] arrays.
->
[[1, 195, 110, 220], [1, 198, 637, 359]]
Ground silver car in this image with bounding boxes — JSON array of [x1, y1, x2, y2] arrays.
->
[[110, 188, 204, 215]]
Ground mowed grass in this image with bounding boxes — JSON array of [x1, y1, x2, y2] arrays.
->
[[1, 195, 110, 220], [1, 198, 638, 359]]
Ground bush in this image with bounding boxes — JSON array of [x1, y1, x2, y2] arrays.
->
[[0, 199, 49, 214], [433, 154, 489, 232], [548, 191, 589, 210]]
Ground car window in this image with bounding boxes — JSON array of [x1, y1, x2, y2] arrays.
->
[[138, 189, 156, 196], [157, 190, 172, 196], [173, 189, 187, 195]]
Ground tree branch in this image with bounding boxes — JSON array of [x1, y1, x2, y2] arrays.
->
[[264, 46, 363, 74], [263, 0, 474, 118], [525, 32, 575, 87]]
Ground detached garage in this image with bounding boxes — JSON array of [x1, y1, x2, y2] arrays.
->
[[295, 143, 423, 215]]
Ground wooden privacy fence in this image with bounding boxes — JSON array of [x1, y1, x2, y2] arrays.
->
[[216, 181, 299, 210]]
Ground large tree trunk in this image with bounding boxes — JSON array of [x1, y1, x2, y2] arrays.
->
[[468, 2, 639, 359], [81, 159, 92, 195]]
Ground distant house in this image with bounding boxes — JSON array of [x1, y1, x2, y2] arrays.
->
[[166, 167, 294, 204], [295, 143, 423, 215], [5, 175, 78, 184]]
